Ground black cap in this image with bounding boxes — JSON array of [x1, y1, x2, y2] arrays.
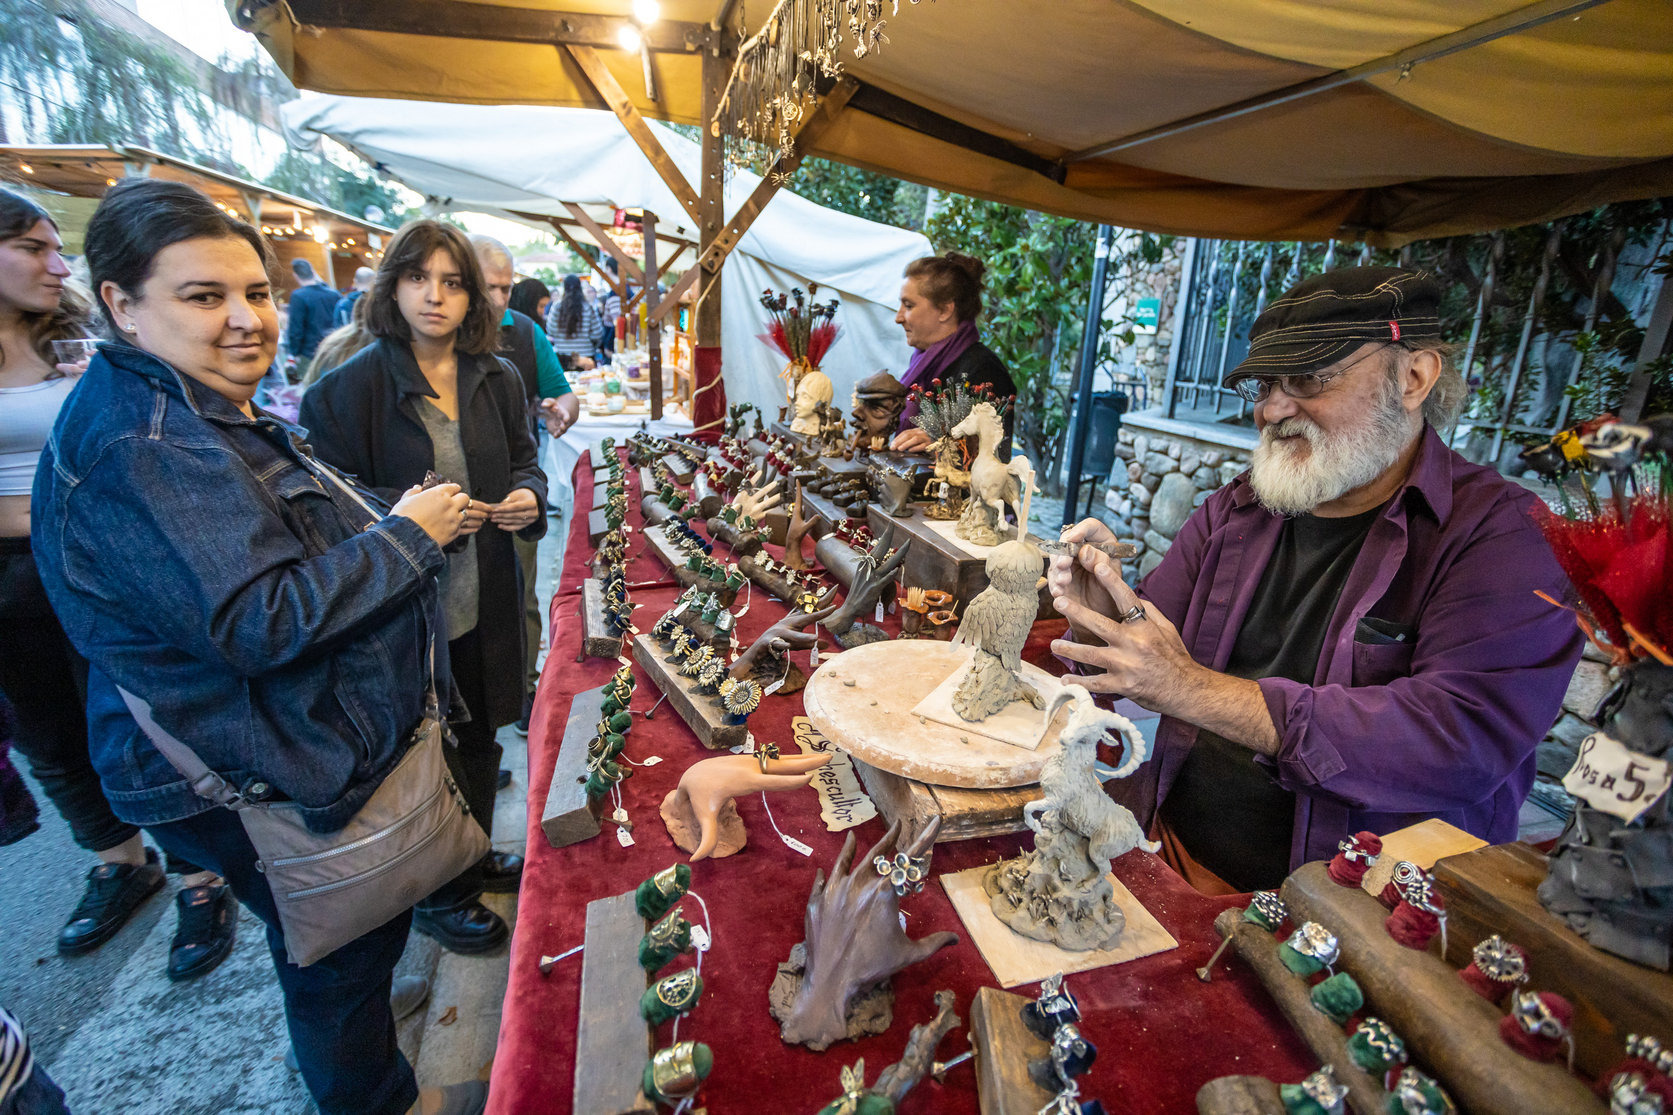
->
[[1223, 266, 1442, 385]]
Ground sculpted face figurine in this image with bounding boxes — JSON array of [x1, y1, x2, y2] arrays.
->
[[792, 370, 834, 436], [849, 372, 908, 451]]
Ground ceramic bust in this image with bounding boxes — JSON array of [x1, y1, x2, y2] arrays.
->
[[792, 370, 834, 436], [849, 372, 908, 452]]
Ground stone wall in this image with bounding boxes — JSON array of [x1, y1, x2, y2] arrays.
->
[[1103, 420, 1250, 580]]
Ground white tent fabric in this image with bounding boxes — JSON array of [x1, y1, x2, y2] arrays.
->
[[281, 96, 930, 419]]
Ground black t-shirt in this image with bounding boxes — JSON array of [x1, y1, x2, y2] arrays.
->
[[1159, 504, 1382, 891]]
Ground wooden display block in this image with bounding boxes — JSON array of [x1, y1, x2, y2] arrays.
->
[[572, 889, 654, 1115], [641, 526, 737, 605], [1196, 1077, 1285, 1115], [631, 633, 746, 751], [541, 683, 608, 848], [660, 453, 694, 484], [639, 493, 677, 528], [1361, 817, 1486, 898], [1281, 861, 1605, 1115], [587, 508, 611, 547], [803, 488, 864, 531], [852, 758, 1033, 844], [738, 553, 803, 604], [1433, 842, 1673, 1079], [968, 986, 1055, 1115], [705, 516, 764, 557], [580, 579, 624, 660], [867, 506, 988, 618]]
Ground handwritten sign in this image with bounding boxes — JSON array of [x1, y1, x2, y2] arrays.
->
[[790, 716, 877, 832], [1563, 731, 1670, 824]]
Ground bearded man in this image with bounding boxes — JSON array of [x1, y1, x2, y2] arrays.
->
[[1048, 267, 1583, 893]]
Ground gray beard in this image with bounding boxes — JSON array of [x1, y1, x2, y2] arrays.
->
[[1248, 387, 1416, 516]]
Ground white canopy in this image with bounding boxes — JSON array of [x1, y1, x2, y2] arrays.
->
[[281, 95, 931, 418]]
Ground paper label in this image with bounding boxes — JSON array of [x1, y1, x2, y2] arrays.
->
[[615, 825, 636, 847], [763, 674, 786, 696], [691, 924, 711, 952], [790, 717, 878, 832], [640, 756, 662, 767], [809, 644, 820, 667], [781, 834, 813, 856], [611, 807, 629, 824], [875, 601, 885, 623], [1563, 730, 1671, 823]]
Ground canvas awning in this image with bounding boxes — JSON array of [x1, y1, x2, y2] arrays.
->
[[230, 0, 1673, 244]]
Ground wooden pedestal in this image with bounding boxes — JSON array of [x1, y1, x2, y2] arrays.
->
[[631, 633, 746, 751], [1433, 842, 1673, 1079], [969, 986, 1055, 1115], [660, 453, 694, 484], [1281, 861, 1605, 1115], [572, 889, 654, 1115], [580, 579, 624, 660], [853, 758, 1033, 844], [541, 683, 607, 848]]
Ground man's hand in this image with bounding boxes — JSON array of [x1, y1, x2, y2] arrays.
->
[[1047, 546, 1279, 755], [889, 427, 932, 453], [488, 487, 541, 531], [1045, 518, 1122, 637]]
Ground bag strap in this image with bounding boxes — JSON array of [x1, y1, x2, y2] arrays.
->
[[116, 686, 249, 809]]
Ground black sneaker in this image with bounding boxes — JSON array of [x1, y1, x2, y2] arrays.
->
[[496, 768, 513, 792], [58, 848, 165, 955], [167, 882, 238, 981], [478, 850, 524, 894]]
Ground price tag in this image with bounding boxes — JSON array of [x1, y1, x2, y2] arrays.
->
[[691, 924, 712, 952], [763, 675, 786, 696], [875, 601, 885, 623], [611, 807, 629, 824], [616, 825, 636, 847], [640, 756, 662, 767], [809, 644, 820, 667], [1563, 731, 1671, 823], [780, 834, 813, 857]]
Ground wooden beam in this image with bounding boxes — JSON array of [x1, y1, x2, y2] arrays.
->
[[644, 210, 663, 420], [563, 202, 646, 285], [696, 77, 859, 275], [564, 45, 703, 225], [281, 0, 712, 53], [649, 266, 699, 327], [695, 45, 727, 349], [532, 215, 628, 299]]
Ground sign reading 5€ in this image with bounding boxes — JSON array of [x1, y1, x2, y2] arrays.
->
[[1562, 731, 1671, 824]]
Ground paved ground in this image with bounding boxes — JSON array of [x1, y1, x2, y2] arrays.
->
[[0, 426, 592, 1112]]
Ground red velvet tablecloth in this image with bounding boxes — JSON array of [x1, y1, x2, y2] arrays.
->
[[487, 450, 1312, 1114]]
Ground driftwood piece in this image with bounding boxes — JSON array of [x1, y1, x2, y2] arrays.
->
[[738, 553, 804, 604], [873, 989, 961, 1106], [630, 633, 745, 751], [1433, 841, 1673, 1080], [641, 526, 738, 604], [771, 818, 959, 1050], [1195, 1076, 1285, 1115], [705, 516, 765, 557], [540, 683, 608, 848], [572, 889, 654, 1115], [1213, 907, 1385, 1115], [580, 579, 625, 660], [823, 523, 909, 648], [1281, 861, 1606, 1115], [969, 986, 1054, 1115]]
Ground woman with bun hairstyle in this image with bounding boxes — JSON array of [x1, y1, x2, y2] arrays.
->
[[889, 250, 1017, 453]]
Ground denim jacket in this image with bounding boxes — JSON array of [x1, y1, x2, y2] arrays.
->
[[31, 343, 446, 833]]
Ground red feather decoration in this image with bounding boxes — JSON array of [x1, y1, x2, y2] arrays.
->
[[1534, 498, 1672, 663]]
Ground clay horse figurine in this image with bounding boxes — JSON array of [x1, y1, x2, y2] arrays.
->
[[949, 401, 1036, 545]]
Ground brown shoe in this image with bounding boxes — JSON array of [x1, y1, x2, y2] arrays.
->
[[409, 1081, 487, 1115]]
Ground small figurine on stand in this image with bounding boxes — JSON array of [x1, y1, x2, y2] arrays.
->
[[952, 540, 1046, 721], [984, 685, 1155, 951], [950, 401, 1035, 545]]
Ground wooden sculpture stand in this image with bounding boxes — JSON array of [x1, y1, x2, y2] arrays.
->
[[1272, 861, 1606, 1115], [572, 888, 655, 1115], [631, 633, 746, 751], [641, 525, 738, 605], [1433, 842, 1673, 1080], [579, 579, 624, 660], [968, 986, 1056, 1115], [541, 683, 608, 848], [802, 641, 1063, 843]]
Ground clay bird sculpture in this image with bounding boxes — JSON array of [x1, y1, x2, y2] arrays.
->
[[950, 540, 1045, 720]]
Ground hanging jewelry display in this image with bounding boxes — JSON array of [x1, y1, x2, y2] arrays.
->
[[711, 0, 930, 176]]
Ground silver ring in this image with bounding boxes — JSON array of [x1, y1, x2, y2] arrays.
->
[[1115, 604, 1146, 623]]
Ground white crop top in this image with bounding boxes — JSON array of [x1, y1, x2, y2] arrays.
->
[[0, 376, 76, 497]]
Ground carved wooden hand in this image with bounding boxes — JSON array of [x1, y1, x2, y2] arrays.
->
[[730, 603, 838, 680]]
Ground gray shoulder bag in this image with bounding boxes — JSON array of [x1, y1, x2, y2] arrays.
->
[[118, 461, 486, 967]]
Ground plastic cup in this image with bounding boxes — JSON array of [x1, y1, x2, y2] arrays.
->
[[51, 338, 100, 367]]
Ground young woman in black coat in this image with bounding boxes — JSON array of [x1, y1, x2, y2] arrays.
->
[[299, 219, 546, 955]]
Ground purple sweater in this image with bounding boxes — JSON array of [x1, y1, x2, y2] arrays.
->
[[1122, 426, 1583, 870]]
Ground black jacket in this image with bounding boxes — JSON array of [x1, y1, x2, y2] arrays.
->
[[945, 339, 1017, 453], [299, 338, 547, 728]]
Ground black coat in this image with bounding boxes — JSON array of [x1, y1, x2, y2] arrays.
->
[[299, 338, 547, 728], [944, 339, 1017, 453]]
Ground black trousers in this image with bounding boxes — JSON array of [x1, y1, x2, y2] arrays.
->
[[0, 537, 134, 854], [418, 625, 501, 911]]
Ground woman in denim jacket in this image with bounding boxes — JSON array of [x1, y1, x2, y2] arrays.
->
[[31, 179, 489, 1115]]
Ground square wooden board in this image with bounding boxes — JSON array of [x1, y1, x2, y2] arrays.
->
[[911, 658, 1066, 751], [1360, 817, 1487, 898], [940, 862, 1177, 988]]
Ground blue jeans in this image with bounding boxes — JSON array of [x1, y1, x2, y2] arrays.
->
[[146, 808, 418, 1115], [0, 1063, 69, 1115]]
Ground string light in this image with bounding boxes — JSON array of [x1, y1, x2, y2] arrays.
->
[[617, 23, 642, 52], [18, 163, 32, 174]]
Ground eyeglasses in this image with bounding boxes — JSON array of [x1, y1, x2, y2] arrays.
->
[[1227, 344, 1396, 404]]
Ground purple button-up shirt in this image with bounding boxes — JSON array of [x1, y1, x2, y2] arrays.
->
[[1116, 426, 1583, 870]]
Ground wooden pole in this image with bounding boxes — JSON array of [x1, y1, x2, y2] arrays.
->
[[644, 211, 662, 421], [697, 45, 726, 350]]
